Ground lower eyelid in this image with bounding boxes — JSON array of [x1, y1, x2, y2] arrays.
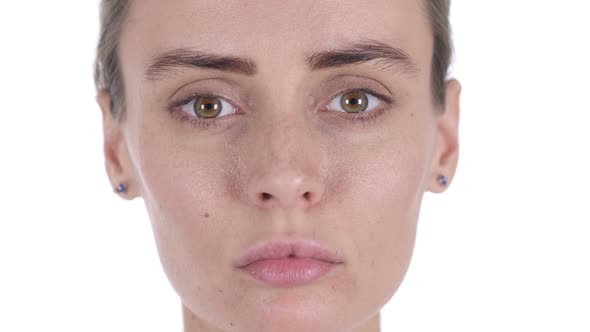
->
[[330, 107, 389, 125], [171, 108, 234, 129], [313, 106, 388, 133]]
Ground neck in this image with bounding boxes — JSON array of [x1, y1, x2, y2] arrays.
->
[[182, 303, 381, 332]]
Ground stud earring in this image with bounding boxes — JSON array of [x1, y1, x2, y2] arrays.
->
[[438, 175, 448, 187], [115, 183, 128, 194]]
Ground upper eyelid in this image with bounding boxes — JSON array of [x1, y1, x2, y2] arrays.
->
[[324, 88, 394, 108], [172, 93, 241, 115]]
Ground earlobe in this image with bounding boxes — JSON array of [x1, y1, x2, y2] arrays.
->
[[427, 79, 461, 193], [96, 90, 139, 200]]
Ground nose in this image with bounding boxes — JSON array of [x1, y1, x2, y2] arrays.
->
[[249, 169, 325, 210], [245, 115, 325, 211]]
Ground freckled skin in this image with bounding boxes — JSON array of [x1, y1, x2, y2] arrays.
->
[[98, 0, 461, 331]]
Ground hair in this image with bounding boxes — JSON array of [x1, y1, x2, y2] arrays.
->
[[94, 0, 453, 120]]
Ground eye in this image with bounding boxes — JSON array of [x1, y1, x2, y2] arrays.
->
[[326, 89, 385, 114], [179, 95, 238, 119]]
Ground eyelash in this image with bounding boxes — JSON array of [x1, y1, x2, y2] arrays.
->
[[168, 87, 394, 129], [323, 87, 394, 127], [168, 93, 237, 129]]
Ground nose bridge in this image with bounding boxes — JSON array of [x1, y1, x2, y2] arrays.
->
[[267, 111, 308, 165], [245, 100, 325, 211], [260, 69, 314, 163]]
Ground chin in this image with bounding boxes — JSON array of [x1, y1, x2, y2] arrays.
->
[[229, 275, 365, 332]]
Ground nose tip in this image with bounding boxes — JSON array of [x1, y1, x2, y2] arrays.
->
[[248, 174, 324, 210]]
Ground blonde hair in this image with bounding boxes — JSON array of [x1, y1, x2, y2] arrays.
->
[[94, 0, 453, 120]]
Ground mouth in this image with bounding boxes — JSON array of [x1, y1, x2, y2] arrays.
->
[[234, 238, 344, 287]]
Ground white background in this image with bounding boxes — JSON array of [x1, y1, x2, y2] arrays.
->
[[1, 1, 589, 331]]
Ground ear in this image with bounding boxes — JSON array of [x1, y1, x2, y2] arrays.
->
[[96, 90, 140, 200], [426, 79, 461, 193]]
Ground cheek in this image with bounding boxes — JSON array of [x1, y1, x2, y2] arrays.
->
[[131, 126, 236, 299], [335, 130, 427, 305]]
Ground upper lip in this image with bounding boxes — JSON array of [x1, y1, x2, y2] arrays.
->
[[233, 238, 344, 268]]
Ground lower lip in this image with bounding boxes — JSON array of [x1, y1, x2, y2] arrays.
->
[[239, 257, 339, 286]]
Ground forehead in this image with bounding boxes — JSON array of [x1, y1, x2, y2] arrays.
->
[[120, 0, 432, 74]]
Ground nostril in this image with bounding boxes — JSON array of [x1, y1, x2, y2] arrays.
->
[[255, 191, 317, 206]]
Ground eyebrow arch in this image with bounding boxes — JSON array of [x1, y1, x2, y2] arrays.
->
[[145, 39, 417, 81], [306, 39, 418, 75]]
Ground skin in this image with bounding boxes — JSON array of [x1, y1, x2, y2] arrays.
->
[[97, 0, 461, 331]]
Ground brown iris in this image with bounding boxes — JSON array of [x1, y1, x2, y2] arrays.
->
[[194, 97, 222, 118], [341, 91, 368, 113]]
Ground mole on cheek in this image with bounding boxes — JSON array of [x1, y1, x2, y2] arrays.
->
[[204, 213, 210, 218]]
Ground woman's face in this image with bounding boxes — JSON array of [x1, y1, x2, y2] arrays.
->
[[99, 0, 460, 330]]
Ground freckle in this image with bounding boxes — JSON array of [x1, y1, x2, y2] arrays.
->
[[217, 288, 224, 293], [410, 113, 414, 117], [204, 212, 210, 218]]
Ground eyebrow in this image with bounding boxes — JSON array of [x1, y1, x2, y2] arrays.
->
[[145, 39, 418, 81], [145, 48, 257, 80], [306, 39, 418, 75]]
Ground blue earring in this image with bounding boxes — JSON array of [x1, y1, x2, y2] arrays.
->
[[115, 183, 128, 194], [439, 175, 448, 187]]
